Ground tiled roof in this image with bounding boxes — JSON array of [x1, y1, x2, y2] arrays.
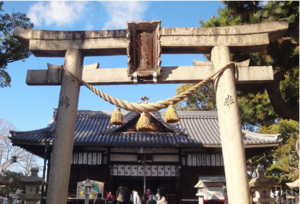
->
[[10, 110, 279, 148]]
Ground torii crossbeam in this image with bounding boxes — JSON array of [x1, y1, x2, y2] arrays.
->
[[14, 20, 288, 204]]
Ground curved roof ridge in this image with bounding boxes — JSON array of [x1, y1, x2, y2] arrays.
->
[[10, 127, 52, 137], [242, 130, 279, 141]]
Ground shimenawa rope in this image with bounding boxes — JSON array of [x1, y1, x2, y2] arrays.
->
[[62, 62, 235, 113]]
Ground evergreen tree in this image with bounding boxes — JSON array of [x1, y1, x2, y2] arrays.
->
[[176, 1, 299, 184], [0, 171, 25, 197], [176, 84, 216, 111], [0, 1, 33, 87], [199, 1, 299, 122]]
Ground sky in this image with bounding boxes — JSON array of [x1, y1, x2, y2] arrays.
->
[[1, 1, 224, 132]]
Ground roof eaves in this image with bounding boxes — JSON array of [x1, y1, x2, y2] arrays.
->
[[150, 112, 187, 135], [9, 127, 52, 137], [242, 130, 280, 142]]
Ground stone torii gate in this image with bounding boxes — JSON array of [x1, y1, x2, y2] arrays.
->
[[14, 20, 288, 204]]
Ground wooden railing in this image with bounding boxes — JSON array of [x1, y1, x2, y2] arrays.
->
[[166, 194, 176, 204]]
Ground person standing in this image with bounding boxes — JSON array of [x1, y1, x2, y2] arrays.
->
[[116, 186, 127, 204], [132, 190, 141, 204], [156, 188, 167, 204], [106, 191, 116, 204], [145, 189, 151, 201], [94, 193, 105, 204]]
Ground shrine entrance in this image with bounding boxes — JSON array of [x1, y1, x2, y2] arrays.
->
[[13, 20, 288, 204], [113, 176, 177, 204]]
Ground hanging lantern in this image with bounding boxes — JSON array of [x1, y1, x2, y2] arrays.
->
[[110, 108, 125, 125], [165, 105, 180, 123], [12, 156, 17, 163], [136, 112, 152, 131]]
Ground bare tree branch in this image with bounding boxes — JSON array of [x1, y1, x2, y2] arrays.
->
[[0, 119, 42, 175]]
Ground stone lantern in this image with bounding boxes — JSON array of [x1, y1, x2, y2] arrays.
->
[[249, 167, 277, 204], [20, 167, 47, 204], [84, 179, 93, 204]]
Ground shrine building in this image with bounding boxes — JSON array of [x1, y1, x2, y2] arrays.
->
[[9, 98, 279, 204]]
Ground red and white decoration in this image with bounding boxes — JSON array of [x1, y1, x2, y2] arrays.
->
[[138, 166, 144, 176], [112, 165, 178, 177], [158, 165, 164, 176], [131, 165, 138, 176], [125, 165, 131, 176], [171, 166, 176, 176], [151, 165, 158, 176], [145, 165, 151, 176], [165, 165, 171, 176], [118, 165, 125, 176]]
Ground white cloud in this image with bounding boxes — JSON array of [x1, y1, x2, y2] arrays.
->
[[101, 2, 149, 30], [27, 1, 87, 27], [85, 23, 94, 30]]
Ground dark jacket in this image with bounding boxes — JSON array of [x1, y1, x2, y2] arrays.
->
[[147, 198, 156, 204], [94, 198, 105, 204]]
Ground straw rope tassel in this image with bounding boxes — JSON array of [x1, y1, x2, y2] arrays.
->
[[136, 112, 152, 131], [165, 104, 180, 123], [110, 107, 125, 125]]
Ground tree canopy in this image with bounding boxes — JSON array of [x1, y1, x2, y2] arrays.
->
[[199, 1, 299, 121], [0, 171, 25, 197], [0, 1, 33, 88], [176, 1, 299, 184]]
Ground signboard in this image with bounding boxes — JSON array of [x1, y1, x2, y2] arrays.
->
[[202, 154, 206, 166], [192, 155, 197, 166], [197, 155, 201, 166], [77, 180, 104, 199], [195, 177, 226, 202], [186, 154, 224, 167], [206, 155, 211, 166], [72, 152, 102, 165], [211, 155, 216, 166], [216, 155, 220, 166]]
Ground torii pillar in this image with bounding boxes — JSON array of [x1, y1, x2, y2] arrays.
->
[[46, 49, 83, 204], [212, 45, 250, 203], [13, 20, 288, 204]]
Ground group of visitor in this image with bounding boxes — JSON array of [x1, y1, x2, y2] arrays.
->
[[93, 188, 168, 204], [130, 188, 168, 204]]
